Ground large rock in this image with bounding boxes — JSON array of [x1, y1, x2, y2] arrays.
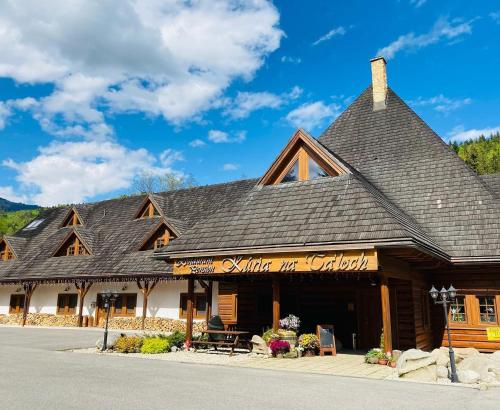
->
[[457, 369, 480, 384], [431, 348, 450, 367], [95, 334, 121, 351], [458, 355, 497, 383], [251, 335, 268, 355], [401, 365, 437, 382], [436, 365, 449, 379], [397, 349, 436, 376], [454, 347, 480, 361]]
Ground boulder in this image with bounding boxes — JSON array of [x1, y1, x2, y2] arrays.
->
[[457, 355, 497, 383], [491, 350, 500, 361], [456, 369, 480, 384], [397, 349, 436, 376], [454, 347, 480, 361], [401, 365, 437, 382], [95, 334, 121, 351], [392, 350, 402, 362], [431, 348, 450, 367], [251, 335, 268, 355], [436, 365, 449, 379]]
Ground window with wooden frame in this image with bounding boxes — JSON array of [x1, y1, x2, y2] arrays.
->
[[449, 295, 467, 323], [276, 147, 333, 184], [447, 294, 500, 327], [179, 293, 207, 319], [9, 294, 25, 314], [54, 233, 90, 257], [62, 209, 82, 227], [140, 224, 173, 251], [136, 199, 160, 219], [477, 296, 497, 324], [0, 240, 15, 261], [57, 293, 78, 315], [112, 293, 137, 317]]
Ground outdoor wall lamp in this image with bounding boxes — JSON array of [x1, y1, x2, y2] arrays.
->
[[101, 290, 119, 352], [429, 285, 459, 383]]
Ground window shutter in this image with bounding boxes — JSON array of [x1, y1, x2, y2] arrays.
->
[[218, 283, 238, 325]]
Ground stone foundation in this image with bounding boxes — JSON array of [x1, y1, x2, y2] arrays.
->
[[0, 313, 205, 333]]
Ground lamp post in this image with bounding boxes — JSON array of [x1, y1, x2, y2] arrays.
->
[[429, 285, 459, 383], [101, 290, 119, 352]]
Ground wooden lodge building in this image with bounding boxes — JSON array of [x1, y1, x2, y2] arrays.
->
[[1, 58, 499, 353]]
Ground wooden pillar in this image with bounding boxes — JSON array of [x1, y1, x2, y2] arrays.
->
[[380, 275, 393, 353], [22, 283, 37, 327], [75, 281, 93, 327], [185, 277, 195, 348], [272, 274, 280, 331], [137, 278, 159, 331], [205, 281, 213, 324]]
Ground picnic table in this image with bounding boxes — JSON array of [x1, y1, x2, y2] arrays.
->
[[192, 330, 249, 356]]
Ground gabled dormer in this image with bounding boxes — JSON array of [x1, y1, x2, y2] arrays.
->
[[138, 220, 178, 251], [61, 206, 84, 227], [259, 129, 350, 185], [134, 195, 161, 220], [0, 238, 16, 261], [53, 230, 91, 257]]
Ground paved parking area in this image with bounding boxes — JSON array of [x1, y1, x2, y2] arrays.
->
[[1, 326, 500, 410]]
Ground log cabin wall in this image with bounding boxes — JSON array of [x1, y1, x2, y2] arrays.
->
[[429, 265, 500, 352]]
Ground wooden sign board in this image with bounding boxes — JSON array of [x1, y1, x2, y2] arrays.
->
[[486, 327, 500, 341], [317, 324, 336, 356], [173, 249, 378, 275]]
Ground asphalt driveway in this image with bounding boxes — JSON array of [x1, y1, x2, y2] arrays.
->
[[0, 326, 499, 410]]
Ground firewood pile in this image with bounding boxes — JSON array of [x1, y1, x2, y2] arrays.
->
[[100, 317, 206, 333]]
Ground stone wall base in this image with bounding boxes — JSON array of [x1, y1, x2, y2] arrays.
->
[[0, 313, 205, 333]]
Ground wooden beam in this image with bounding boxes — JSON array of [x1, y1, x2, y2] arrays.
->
[[21, 283, 37, 327], [75, 281, 93, 327], [137, 278, 159, 331], [185, 277, 195, 348], [380, 275, 392, 353], [272, 274, 280, 331], [205, 281, 213, 324]]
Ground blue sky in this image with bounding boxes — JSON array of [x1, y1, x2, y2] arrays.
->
[[0, 0, 499, 206]]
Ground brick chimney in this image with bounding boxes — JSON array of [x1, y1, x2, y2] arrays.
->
[[370, 57, 387, 111]]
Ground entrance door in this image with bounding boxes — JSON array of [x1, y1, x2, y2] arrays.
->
[[356, 288, 382, 350]]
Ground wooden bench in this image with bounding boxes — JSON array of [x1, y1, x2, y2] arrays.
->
[[192, 330, 249, 356]]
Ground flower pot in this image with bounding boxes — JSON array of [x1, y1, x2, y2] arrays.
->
[[378, 359, 388, 365], [389, 361, 397, 368], [367, 356, 379, 364], [280, 334, 297, 349]]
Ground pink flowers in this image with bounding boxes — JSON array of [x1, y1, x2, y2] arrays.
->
[[269, 339, 290, 356]]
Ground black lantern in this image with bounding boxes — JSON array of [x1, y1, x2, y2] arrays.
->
[[429, 284, 459, 383], [101, 290, 119, 352]]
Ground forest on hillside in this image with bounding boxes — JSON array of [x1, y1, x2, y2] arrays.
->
[[0, 209, 40, 236], [449, 132, 500, 175]]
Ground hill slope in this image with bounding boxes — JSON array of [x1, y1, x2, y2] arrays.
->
[[0, 197, 39, 212]]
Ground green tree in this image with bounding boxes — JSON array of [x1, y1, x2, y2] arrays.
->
[[0, 209, 40, 236], [450, 132, 500, 175]]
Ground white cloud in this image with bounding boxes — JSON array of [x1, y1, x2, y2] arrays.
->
[[447, 125, 500, 143], [286, 101, 341, 131], [377, 17, 475, 60], [410, 94, 472, 113], [281, 56, 302, 64], [312, 26, 346, 46], [159, 149, 184, 167], [0, 97, 38, 130], [2, 140, 175, 206], [189, 139, 206, 148], [224, 86, 302, 119], [0, 186, 29, 204], [208, 130, 246, 144], [0, 0, 283, 134], [410, 0, 427, 8], [222, 163, 240, 171], [0, 102, 12, 130]]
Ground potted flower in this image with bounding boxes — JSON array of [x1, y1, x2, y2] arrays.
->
[[298, 333, 319, 357], [387, 352, 397, 368], [279, 314, 300, 348], [269, 339, 290, 358], [377, 351, 389, 365], [364, 348, 381, 364]]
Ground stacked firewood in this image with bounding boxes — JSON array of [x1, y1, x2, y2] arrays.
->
[[102, 317, 206, 333]]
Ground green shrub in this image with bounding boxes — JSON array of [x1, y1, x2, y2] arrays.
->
[[141, 337, 170, 354], [262, 328, 280, 344], [167, 331, 186, 348], [113, 335, 143, 353]]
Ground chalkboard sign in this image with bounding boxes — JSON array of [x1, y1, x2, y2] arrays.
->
[[316, 324, 337, 356]]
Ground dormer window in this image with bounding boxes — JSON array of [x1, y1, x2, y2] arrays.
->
[[54, 233, 90, 257], [136, 199, 161, 219], [259, 129, 349, 185], [0, 241, 15, 261], [140, 224, 174, 251], [62, 209, 82, 227]]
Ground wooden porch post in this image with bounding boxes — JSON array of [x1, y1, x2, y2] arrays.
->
[[206, 281, 213, 324], [380, 275, 393, 353], [272, 274, 280, 331], [137, 278, 159, 331], [75, 281, 93, 327], [22, 283, 37, 327], [186, 277, 194, 348]]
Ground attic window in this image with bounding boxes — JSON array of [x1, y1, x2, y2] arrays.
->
[[54, 233, 90, 257], [0, 241, 15, 261], [62, 210, 82, 227], [136, 200, 160, 219], [23, 219, 45, 231], [140, 225, 173, 251], [277, 148, 332, 184]]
